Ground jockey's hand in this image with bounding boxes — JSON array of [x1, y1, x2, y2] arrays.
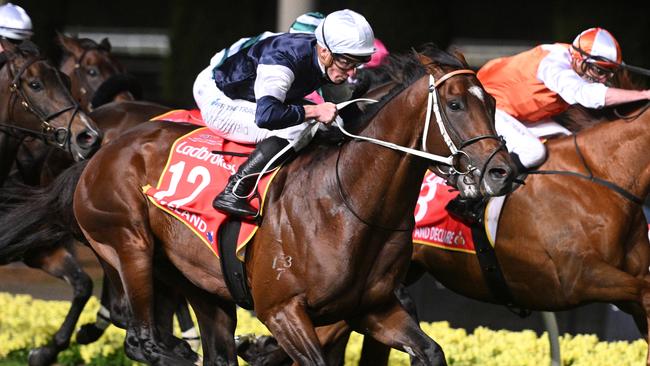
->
[[304, 102, 338, 124]]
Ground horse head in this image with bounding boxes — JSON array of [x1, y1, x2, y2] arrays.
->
[[414, 45, 515, 198], [0, 38, 102, 161], [57, 33, 140, 112]]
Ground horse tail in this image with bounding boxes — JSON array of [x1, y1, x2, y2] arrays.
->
[[90, 74, 143, 109], [0, 160, 87, 263]]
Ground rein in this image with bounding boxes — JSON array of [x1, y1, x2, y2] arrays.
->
[[0, 54, 80, 153], [334, 68, 504, 231], [528, 134, 643, 205], [614, 101, 650, 122]]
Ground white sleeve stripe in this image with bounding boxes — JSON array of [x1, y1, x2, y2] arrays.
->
[[254, 64, 295, 103]]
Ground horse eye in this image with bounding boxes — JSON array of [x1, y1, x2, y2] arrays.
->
[[87, 67, 99, 77], [28, 80, 43, 90], [448, 100, 462, 111]]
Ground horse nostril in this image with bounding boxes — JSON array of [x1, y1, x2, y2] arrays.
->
[[488, 167, 509, 181], [76, 130, 101, 149]]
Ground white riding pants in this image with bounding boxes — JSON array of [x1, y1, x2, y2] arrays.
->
[[193, 66, 310, 144], [494, 109, 570, 169]]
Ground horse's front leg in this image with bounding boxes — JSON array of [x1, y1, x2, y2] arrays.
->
[[258, 296, 328, 366], [352, 297, 447, 366], [23, 243, 93, 366], [184, 287, 238, 366]]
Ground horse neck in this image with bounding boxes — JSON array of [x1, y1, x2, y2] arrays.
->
[[338, 76, 431, 222], [577, 112, 650, 198]]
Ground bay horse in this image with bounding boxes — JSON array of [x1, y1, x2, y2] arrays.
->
[[66, 45, 516, 365], [1, 35, 200, 364], [58, 33, 141, 112], [0, 38, 102, 366], [407, 101, 650, 365], [0, 38, 101, 177]]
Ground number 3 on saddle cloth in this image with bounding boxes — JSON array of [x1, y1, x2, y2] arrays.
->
[[413, 171, 507, 254], [143, 110, 277, 263]]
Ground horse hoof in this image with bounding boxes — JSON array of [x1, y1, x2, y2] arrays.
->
[[28, 346, 58, 366], [237, 335, 291, 366], [161, 334, 198, 363], [123, 335, 148, 363], [76, 324, 105, 344]]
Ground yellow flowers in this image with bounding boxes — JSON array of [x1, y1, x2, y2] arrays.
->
[[0, 292, 646, 365]]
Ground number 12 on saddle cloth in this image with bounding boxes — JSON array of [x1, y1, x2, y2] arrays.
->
[[142, 122, 277, 260]]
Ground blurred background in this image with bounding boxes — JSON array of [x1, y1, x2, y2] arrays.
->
[[14, 0, 650, 108], [3, 0, 649, 343]]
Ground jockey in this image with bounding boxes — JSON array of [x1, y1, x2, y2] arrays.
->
[[193, 9, 375, 220], [0, 2, 32, 48], [477, 27, 650, 171]]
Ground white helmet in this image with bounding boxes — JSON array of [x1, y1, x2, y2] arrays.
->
[[0, 3, 32, 41], [315, 9, 375, 58], [289, 12, 324, 34]]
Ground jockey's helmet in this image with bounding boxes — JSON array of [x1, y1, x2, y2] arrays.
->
[[0, 2, 32, 41], [289, 12, 324, 34], [315, 9, 375, 62], [570, 27, 621, 70]]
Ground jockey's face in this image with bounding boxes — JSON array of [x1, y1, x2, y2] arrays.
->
[[573, 58, 616, 84], [327, 55, 359, 84], [317, 46, 359, 84]]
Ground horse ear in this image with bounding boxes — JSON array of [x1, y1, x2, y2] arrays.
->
[[99, 38, 111, 52], [56, 32, 83, 56], [414, 49, 440, 74], [450, 48, 470, 68], [412, 47, 433, 66]]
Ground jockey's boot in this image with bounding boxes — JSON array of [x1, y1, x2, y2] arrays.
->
[[445, 195, 486, 225], [213, 136, 290, 220]]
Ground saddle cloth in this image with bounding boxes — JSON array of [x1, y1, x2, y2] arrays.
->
[[143, 110, 277, 260], [413, 171, 506, 253]]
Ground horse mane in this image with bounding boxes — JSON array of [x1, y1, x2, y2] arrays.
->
[[352, 43, 466, 128], [15, 40, 40, 58]]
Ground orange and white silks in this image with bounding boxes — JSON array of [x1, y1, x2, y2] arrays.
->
[[477, 44, 571, 123]]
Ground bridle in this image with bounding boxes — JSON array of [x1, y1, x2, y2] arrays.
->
[[423, 68, 506, 189], [335, 67, 507, 231], [1, 53, 81, 154]]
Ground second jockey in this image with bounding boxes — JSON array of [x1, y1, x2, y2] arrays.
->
[[477, 27, 650, 171]]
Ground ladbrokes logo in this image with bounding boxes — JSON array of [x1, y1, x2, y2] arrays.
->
[[175, 141, 236, 175]]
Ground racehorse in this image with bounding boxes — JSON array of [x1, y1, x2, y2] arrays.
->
[[2, 36, 201, 365], [405, 101, 650, 365], [58, 33, 141, 112], [0, 38, 102, 365], [0, 38, 101, 179], [65, 45, 517, 365]]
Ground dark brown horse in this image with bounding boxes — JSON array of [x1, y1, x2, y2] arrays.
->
[[0, 38, 102, 366], [58, 33, 141, 112], [6, 35, 199, 366], [0, 99, 175, 366], [65, 45, 516, 365], [0, 38, 101, 177]]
